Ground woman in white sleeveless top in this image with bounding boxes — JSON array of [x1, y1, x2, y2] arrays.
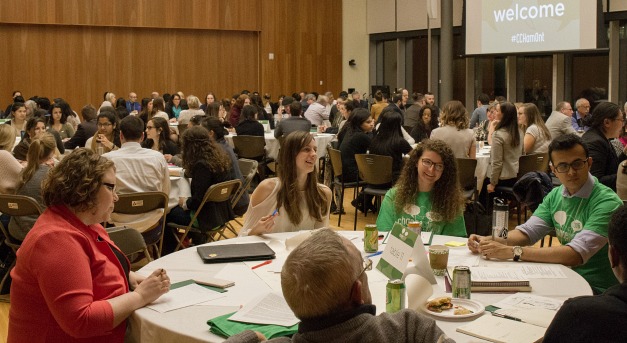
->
[[240, 131, 332, 236]]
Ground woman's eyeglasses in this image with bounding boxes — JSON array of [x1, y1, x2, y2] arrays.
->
[[421, 158, 444, 172]]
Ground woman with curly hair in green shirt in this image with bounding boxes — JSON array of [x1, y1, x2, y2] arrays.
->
[[375, 139, 467, 237]]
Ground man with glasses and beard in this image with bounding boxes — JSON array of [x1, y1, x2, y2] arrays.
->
[[468, 134, 622, 295]]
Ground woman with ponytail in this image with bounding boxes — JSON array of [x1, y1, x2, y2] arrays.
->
[[8, 133, 56, 241]]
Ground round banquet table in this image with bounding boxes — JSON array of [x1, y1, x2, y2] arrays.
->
[[129, 232, 592, 343], [224, 131, 335, 160]]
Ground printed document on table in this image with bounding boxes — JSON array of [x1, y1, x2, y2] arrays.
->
[[146, 283, 224, 313], [229, 291, 300, 327], [447, 248, 481, 267], [201, 263, 272, 306], [492, 293, 563, 311], [519, 264, 567, 279], [471, 267, 529, 281]]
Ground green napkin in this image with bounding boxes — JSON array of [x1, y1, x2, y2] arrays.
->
[[170, 279, 227, 293], [485, 305, 501, 313], [207, 312, 299, 339]]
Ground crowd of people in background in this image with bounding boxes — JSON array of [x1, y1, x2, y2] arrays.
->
[[2, 86, 627, 342]]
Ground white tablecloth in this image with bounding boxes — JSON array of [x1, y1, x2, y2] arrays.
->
[[224, 131, 335, 160], [168, 166, 191, 210], [476, 146, 491, 191], [130, 232, 591, 343]]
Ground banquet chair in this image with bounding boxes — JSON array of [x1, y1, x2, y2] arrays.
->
[[232, 135, 271, 181], [168, 179, 241, 252], [495, 153, 548, 224], [456, 158, 479, 235], [106, 226, 153, 263], [328, 148, 362, 226], [227, 158, 258, 234], [354, 154, 393, 231], [112, 192, 169, 258], [0, 195, 43, 292]]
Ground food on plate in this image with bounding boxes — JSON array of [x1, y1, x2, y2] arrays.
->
[[454, 305, 473, 315], [426, 296, 453, 313]]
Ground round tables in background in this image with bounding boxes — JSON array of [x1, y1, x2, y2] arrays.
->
[[225, 131, 335, 160]]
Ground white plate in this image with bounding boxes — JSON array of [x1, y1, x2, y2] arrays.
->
[[422, 298, 484, 319]]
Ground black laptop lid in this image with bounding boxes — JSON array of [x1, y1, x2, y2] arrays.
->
[[196, 242, 276, 263]]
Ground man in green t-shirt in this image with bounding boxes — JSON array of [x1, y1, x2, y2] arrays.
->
[[468, 134, 621, 294]]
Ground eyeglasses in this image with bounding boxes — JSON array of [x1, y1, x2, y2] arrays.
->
[[102, 182, 116, 193], [552, 159, 588, 173], [97, 122, 112, 128], [359, 258, 373, 276], [421, 158, 444, 172], [348, 257, 372, 301]]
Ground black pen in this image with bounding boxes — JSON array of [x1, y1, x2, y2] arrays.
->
[[491, 312, 522, 322]]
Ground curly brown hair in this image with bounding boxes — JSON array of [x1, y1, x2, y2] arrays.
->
[[277, 131, 328, 225], [42, 148, 115, 212], [393, 139, 464, 222], [181, 126, 231, 175]]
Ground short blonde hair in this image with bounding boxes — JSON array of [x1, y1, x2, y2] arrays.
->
[[105, 92, 116, 103], [186, 95, 201, 109]]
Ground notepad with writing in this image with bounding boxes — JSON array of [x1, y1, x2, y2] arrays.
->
[[456, 315, 545, 343], [447, 266, 531, 292]]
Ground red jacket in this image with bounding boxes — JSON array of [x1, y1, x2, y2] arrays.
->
[[9, 205, 129, 343]]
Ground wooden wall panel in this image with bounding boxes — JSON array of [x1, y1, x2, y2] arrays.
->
[[0, 0, 343, 112], [0, 24, 258, 110], [260, 0, 343, 99], [0, 0, 260, 31]]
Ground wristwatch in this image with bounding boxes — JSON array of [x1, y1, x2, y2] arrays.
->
[[513, 246, 523, 262]]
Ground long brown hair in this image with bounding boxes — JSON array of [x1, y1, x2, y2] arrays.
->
[[496, 102, 521, 148], [394, 139, 464, 222], [276, 131, 328, 225], [19, 133, 56, 189], [181, 126, 230, 175], [520, 103, 551, 141]]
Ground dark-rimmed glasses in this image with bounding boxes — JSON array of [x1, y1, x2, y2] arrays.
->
[[552, 159, 588, 173]]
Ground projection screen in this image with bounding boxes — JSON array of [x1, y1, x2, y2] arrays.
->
[[466, 1, 599, 55]]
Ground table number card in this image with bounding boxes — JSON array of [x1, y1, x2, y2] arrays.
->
[[376, 223, 436, 284]]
